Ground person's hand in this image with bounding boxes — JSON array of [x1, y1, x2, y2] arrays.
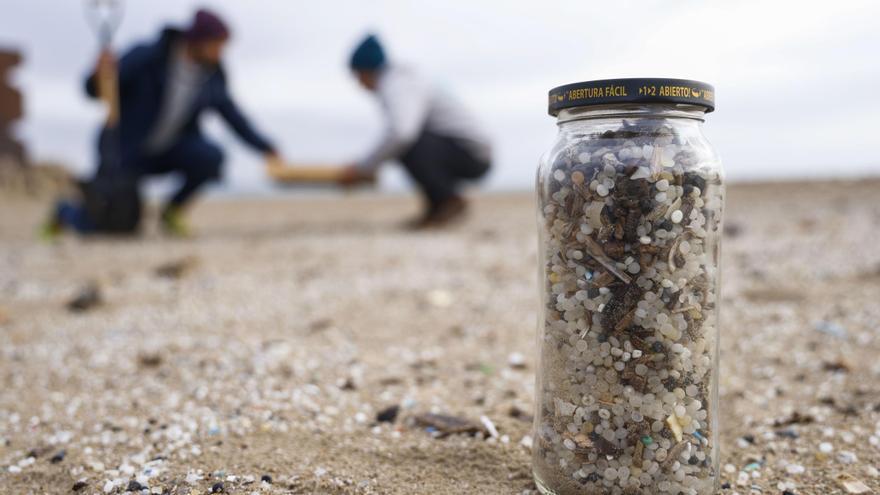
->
[[337, 164, 375, 188], [264, 152, 285, 178], [264, 152, 283, 168]]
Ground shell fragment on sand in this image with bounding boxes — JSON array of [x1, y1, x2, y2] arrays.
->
[[413, 413, 488, 438], [66, 282, 102, 313], [837, 474, 872, 494]]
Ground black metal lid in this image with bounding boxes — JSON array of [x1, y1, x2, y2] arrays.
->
[[548, 78, 715, 116]]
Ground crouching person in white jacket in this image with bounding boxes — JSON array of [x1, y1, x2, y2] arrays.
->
[[338, 34, 492, 229]]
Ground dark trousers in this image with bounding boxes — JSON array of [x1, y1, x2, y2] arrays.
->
[[399, 132, 490, 209], [136, 134, 224, 209]]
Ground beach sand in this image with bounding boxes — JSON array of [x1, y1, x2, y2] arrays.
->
[[1, 180, 880, 494]]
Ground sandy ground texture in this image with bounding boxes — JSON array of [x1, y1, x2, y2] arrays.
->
[[2, 180, 880, 495]]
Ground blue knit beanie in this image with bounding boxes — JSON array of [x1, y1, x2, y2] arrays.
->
[[349, 34, 386, 71]]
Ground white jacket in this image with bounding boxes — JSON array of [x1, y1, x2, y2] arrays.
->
[[357, 65, 491, 171]]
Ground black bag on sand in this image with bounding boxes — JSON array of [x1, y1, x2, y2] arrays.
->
[[78, 172, 141, 233], [80, 127, 142, 234]]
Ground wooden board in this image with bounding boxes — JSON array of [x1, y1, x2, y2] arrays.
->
[[267, 163, 346, 184]]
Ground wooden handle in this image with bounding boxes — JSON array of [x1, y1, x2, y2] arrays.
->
[[267, 163, 347, 183], [97, 59, 119, 127]]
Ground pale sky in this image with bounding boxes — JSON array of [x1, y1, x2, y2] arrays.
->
[[2, 0, 879, 194]]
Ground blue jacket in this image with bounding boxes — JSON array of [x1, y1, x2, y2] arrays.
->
[[85, 28, 274, 167]]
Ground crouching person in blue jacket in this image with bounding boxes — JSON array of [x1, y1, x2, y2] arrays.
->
[[48, 9, 278, 237]]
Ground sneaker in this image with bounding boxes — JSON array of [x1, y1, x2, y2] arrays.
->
[[38, 220, 62, 243], [404, 196, 468, 230], [160, 207, 192, 237]]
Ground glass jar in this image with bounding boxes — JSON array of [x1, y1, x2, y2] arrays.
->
[[533, 79, 723, 495]]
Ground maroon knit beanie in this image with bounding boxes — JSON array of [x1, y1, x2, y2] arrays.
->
[[184, 9, 230, 42]]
